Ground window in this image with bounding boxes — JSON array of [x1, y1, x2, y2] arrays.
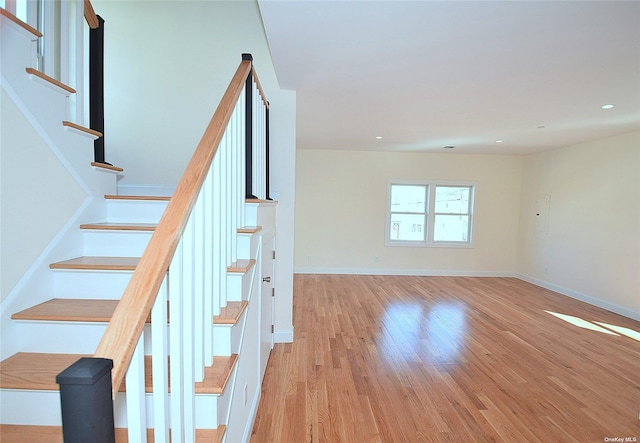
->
[[386, 180, 475, 247]]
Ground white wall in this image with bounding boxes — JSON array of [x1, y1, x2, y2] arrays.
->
[[0, 89, 87, 302], [93, 0, 296, 339], [294, 150, 523, 275], [517, 131, 640, 319]]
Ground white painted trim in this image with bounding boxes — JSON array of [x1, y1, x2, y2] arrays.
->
[[515, 274, 640, 322], [117, 184, 176, 197], [1, 78, 90, 196], [0, 196, 93, 320], [91, 165, 121, 174], [293, 267, 514, 277], [273, 328, 294, 343], [243, 382, 262, 443]]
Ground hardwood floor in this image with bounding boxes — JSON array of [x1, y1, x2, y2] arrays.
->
[[250, 275, 640, 442]]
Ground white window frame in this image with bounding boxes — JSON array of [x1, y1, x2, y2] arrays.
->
[[385, 179, 476, 248]]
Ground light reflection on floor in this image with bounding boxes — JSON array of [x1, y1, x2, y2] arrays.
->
[[544, 311, 640, 341], [544, 311, 618, 335], [378, 300, 467, 365]]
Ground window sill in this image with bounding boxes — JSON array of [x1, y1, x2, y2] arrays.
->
[[385, 241, 474, 249]]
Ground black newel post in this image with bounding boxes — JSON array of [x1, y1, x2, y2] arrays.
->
[[90, 16, 106, 164], [243, 53, 257, 199], [56, 358, 115, 443], [265, 104, 271, 200]]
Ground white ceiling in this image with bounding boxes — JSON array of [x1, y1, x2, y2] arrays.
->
[[258, 0, 640, 155]]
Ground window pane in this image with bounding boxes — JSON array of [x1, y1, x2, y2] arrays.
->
[[389, 214, 426, 242], [434, 186, 469, 214], [390, 185, 426, 213], [434, 215, 469, 242]]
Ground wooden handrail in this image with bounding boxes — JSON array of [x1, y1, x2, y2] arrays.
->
[[93, 59, 252, 396], [84, 0, 99, 29], [251, 66, 269, 110]]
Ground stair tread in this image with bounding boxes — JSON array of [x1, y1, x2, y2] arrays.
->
[[0, 424, 226, 443], [105, 194, 171, 201], [80, 222, 157, 231], [0, 352, 238, 395], [62, 120, 102, 137], [237, 226, 261, 234], [214, 301, 248, 325], [49, 256, 140, 271], [0, 8, 43, 37], [91, 162, 124, 172], [13, 298, 246, 325], [25, 68, 75, 94], [0, 352, 83, 390], [227, 259, 256, 273], [12, 299, 135, 323]]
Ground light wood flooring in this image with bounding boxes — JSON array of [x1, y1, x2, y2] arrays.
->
[[250, 275, 640, 442]]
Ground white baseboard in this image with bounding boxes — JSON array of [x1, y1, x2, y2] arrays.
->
[[242, 384, 262, 443], [293, 267, 514, 277], [292, 268, 639, 322], [274, 328, 294, 343], [515, 274, 640, 322]]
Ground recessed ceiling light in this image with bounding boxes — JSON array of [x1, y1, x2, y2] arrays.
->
[[496, 140, 504, 143], [601, 104, 614, 110], [443, 146, 455, 149]]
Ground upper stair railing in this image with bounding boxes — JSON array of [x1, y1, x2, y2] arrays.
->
[[5, 0, 108, 163], [56, 54, 270, 442]]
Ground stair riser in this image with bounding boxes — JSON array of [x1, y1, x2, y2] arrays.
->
[[0, 390, 62, 426], [52, 270, 134, 299], [226, 272, 253, 302], [10, 323, 154, 355], [9, 322, 107, 355], [52, 269, 248, 303], [244, 204, 258, 227], [13, 321, 239, 359], [106, 200, 168, 224], [1, 389, 221, 428], [245, 202, 275, 229], [114, 392, 220, 429], [237, 234, 251, 260], [82, 231, 153, 257], [212, 323, 244, 357]]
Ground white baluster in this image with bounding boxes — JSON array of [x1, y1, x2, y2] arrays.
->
[[126, 335, 147, 443], [239, 90, 246, 225], [230, 113, 237, 264], [169, 241, 185, 441], [212, 151, 222, 316], [193, 192, 205, 382], [182, 215, 196, 442], [151, 277, 169, 443], [203, 169, 214, 365], [221, 133, 229, 307]]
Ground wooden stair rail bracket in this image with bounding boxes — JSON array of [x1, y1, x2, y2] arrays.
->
[[93, 58, 252, 397]]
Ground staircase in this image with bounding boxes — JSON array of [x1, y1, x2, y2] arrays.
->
[[1, 4, 275, 442], [0, 194, 266, 441]]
